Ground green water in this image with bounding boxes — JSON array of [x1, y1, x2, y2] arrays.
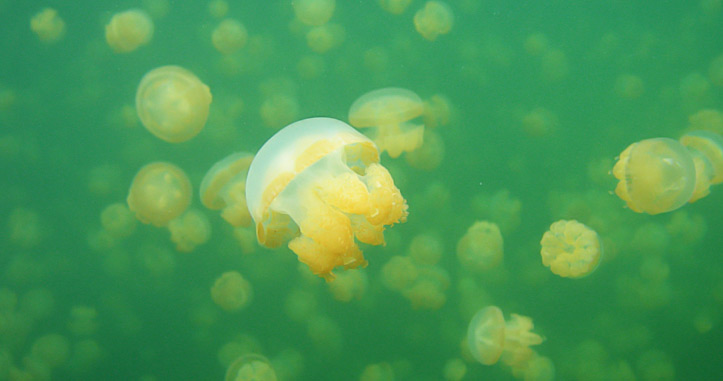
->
[[1, 0, 722, 380]]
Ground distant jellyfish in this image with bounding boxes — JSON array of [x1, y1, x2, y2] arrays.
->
[[306, 23, 345, 53], [292, 0, 335, 26], [212, 18, 248, 55], [225, 354, 277, 381], [413, 1, 454, 41], [245, 117, 408, 280], [127, 162, 192, 227], [348, 87, 425, 158], [680, 130, 723, 185], [136, 66, 212, 143], [378, 0, 412, 15], [30, 8, 65, 43], [105, 9, 154, 53], [100, 203, 137, 239], [200, 152, 255, 227], [211, 271, 253, 312], [612, 138, 696, 214], [467, 306, 543, 369], [540, 220, 601, 278], [457, 221, 504, 272], [168, 209, 212, 252]]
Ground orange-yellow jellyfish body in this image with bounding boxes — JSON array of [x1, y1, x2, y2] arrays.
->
[[225, 354, 277, 381], [349, 87, 424, 158], [457, 221, 504, 272], [168, 209, 212, 252], [378, 0, 412, 15], [200, 152, 254, 227], [30, 8, 65, 43], [211, 271, 253, 311], [540, 220, 601, 278], [105, 9, 154, 53], [245, 117, 408, 280], [413, 1, 454, 41], [612, 138, 696, 215], [467, 306, 543, 368], [680, 130, 723, 185], [127, 162, 192, 227], [212, 18, 248, 55], [292, 0, 335, 26], [136, 66, 212, 143]]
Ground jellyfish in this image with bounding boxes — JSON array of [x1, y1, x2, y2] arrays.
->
[[100, 203, 137, 239], [105, 9, 154, 53], [348, 87, 425, 158], [306, 23, 345, 53], [135, 66, 212, 143], [457, 221, 504, 272], [612, 138, 696, 214], [327, 269, 367, 302], [200, 152, 254, 227], [30, 8, 65, 43], [225, 354, 277, 381], [212, 18, 248, 55], [378, 0, 412, 15], [126, 162, 192, 227], [168, 209, 212, 252], [292, 0, 335, 26], [413, 1, 454, 41], [467, 306, 543, 368], [405, 129, 445, 171], [540, 219, 601, 278], [245, 117, 408, 280], [381, 255, 418, 292], [211, 271, 253, 312], [680, 130, 723, 185]]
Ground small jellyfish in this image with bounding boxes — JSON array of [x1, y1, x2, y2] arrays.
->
[[457, 221, 504, 272], [211, 271, 253, 312], [614, 74, 645, 100], [540, 220, 601, 278], [680, 130, 723, 185], [127, 162, 192, 227], [212, 18, 248, 55], [168, 209, 212, 252], [200, 152, 255, 227], [245, 117, 408, 280], [135, 66, 213, 143], [105, 9, 154, 53], [30, 8, 65, 43], [378, 0, 413, 15], [381, 255, 418, 292], [413, 1, 454, 42], [348, 87, 425, 158], [612, 138, 696, 214], [467, 306, 543, 368], [327, 270, 367, 302], [100, 203, 137, 239], [306, 23, 345, 53], [225, 354, 277, 381], [292, 0, 335, 26], [405, 129, 445, 171]]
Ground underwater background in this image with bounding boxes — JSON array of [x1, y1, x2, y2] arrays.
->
[[1, 0, 722, 380]]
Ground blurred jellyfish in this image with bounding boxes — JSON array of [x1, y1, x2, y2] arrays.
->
[[457, 221, 504, 272], [349, 87, 425, 158], [378, 0, 412, 15], [327, 270, 367, 302], [30, 8, 65, 43], [612, 138, 696, 214], [225, 354, 277, 381], [680, 130, 723, 185], [127, 162, 192, 227], [381, 255, 418, 292], [467, 306, 543, 369], [100, 203, 137, 239], [306, 23, 345, 53], [211, 271, 253, 312], [200, 152, 254, 227], [405, 129, 445, 171], [212, 18, 248, 55], [105, 9, 154, 53], [614, 74, 645, 100], [245, 117, 408, 280], [136, 66, 212, 143], [413, 1, 454, 41], [540, 220, 601, 278], [168, 209, 212, 252], [292, 0, 335, 26]]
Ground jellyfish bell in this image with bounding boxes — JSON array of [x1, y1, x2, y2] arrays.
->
[[200, 152, 254, 227], [105, 9, 154, 53], [612, 138, 696, 215], [127, 162, 192, 227], [135, 65, 212, 143], [245, 117, 408, 280], [348, 87, 425, 158], [413, 1, 454, 42], [680, 130, 723, 185], [540, 219, 602, 279], [467, 305, 506, 365], [225, 353, 277, 381]]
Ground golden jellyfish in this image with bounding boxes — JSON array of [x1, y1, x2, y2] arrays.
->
[[105, 9, 154, 53], [211, 271, 253, 311], [135, 66, 212, 143], [348, 87, 425, 158], [168, 209, 212, 252], [260, 94, 300, 130], [413, 1, 454, 42], [100, 203, 137, 239], [30, 8, 65, 43], [225, 354, 277, 381], [378, 0, 412, 15], [327, 269, 367, 302], [212, 18, 248, 55], [540, 220, 601, 278], [457, 221, 504, 272], [405, 129, 445, 171], [127, 162, 192, 227], [467, 306, 543, 368], [612, 138, 696, 214], [208, 0, 230, 19], [680, 130, 723, 185], [245, 117, 408, 280], [200, 152, 254, 227], [381, 255, 418, 292], [306, 23, 345, 53], [292, 0, 335, 26]]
